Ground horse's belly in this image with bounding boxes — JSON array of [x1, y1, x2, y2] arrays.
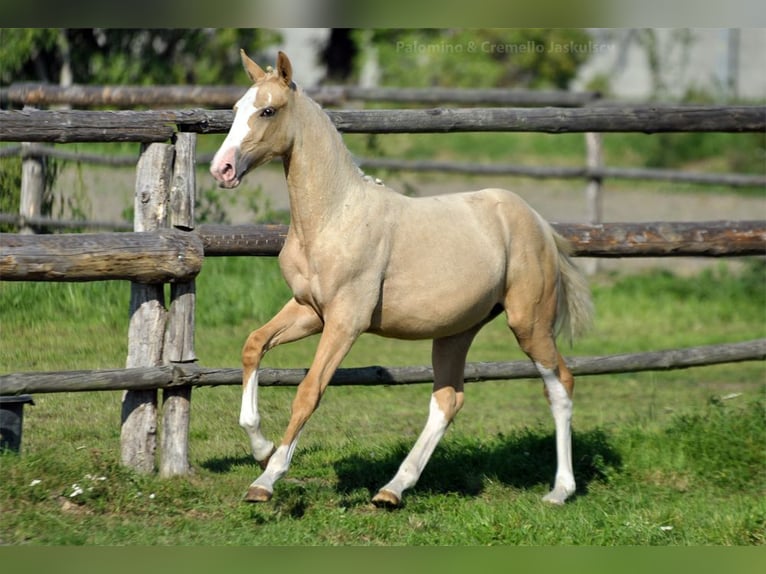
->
[[371, 265, 504, 340]]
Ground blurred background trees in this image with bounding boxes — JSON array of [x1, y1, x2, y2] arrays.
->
[[1, 28, 590, 89], [1, 29, 282, 87]]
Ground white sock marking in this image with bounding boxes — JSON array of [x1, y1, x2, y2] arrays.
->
[[239, 370, 274, 462], [378, 395, 449, 500], [535, 362, 576, 503]]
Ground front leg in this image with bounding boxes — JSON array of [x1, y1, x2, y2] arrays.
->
[[239, 299, 323, 468], [245, 314, 363, 502]]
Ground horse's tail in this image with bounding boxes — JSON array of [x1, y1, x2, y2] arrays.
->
[[551, 229, 594, 345]]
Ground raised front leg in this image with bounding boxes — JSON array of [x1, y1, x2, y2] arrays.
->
[[244, 314, 363, 503], [239, 299, 323, 469]]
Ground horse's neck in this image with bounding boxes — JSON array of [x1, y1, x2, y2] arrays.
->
[[283, 94, 362, 239]]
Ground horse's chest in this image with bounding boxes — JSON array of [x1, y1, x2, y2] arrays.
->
[[279, 244, 327, 310]]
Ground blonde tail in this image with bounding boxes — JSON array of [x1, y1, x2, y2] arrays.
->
[[552, 230, 594, 344]]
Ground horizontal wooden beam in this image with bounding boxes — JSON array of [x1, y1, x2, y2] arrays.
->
[[196, 224, 288, 256], [356, 157, 766, 188], [1, 339, 763, 395], [327, 106, 766, 134], [0, 229, 203, 283], [1, 221, 763, 284], [197, 221, 766, 259], [555, 220, 766, 258], [1, 105, 764, 142], [2, 83, 600, 108]]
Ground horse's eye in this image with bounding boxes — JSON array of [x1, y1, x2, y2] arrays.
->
[[260, 107, 276, 118]]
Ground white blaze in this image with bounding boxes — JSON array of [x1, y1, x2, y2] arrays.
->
[[220, 86, 259, 152]]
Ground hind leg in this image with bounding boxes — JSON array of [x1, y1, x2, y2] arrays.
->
[[536, 353, 576, 504], [507, 301, 576, 504], [372, 324, 486, 508]]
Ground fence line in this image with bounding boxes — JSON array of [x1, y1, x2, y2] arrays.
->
[[2, 221, 764, 284], [2, 106, 764, 143], [2, 144, 764, 189], [354, 157, 766, 188], [1, 339, 763, 396], [1, 83, 602, 108]]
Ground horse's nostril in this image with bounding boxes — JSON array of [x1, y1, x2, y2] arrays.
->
[[222, 163, 234, 177]]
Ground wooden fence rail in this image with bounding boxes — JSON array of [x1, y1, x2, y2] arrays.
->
[[1, 83, 602, 108], [2, 105, 764, 142], [1, 339, 763, 396], [355, 157, 766, 188], [0, 229, 203, 282], [2, 220, 764, 283], [196, 221, 766, 259], [2, 144, 764, 189]]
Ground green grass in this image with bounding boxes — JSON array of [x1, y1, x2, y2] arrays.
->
[[1, 259, 765, 545]]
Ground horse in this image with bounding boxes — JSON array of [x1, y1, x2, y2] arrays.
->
[[210, 50, 593, 507]]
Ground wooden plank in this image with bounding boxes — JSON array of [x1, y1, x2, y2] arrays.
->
[[4, 83, 600, 108], [356, 157, 766, 187], [555, 220, 766, 258], [196, 223, 288, 256], [2, 339, 764, 395], [1, 221, 762, 283], [161, 132, 196, 478], [168, 133, 196, 231], [583, 132, 604, 275], [5, 83, 248, 108], [0, 109, 177, 142], [195, 221, 766, 259], [121, 142, 174, 474], [326, 105, 766, 134], [19, 143, 45, 235], [0, 229, 204, 282], [2, 105, 764, 142]]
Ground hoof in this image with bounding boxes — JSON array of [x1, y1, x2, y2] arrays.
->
[[256, 446, 276, 470], [542, 493, 566, 505], [542, 487, 573, 505], [371, 489, 401, 509], [244, 485, 273, 503]]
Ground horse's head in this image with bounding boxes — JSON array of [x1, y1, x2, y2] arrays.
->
[[210, 50, 296, 189]]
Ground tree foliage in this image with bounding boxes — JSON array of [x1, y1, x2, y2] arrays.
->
[[353, 29, 592, 89], [1, 28, 281, 86]]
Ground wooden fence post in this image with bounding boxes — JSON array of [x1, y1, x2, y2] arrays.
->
[[583, 132, 604, 275], [121, 142, 174, 473], [19, 142, 44, 235], [160, 132, 197, 477]]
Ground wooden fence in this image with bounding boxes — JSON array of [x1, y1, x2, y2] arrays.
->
[[1, 102, 764, 478], [2, 86, 764, 235], [2, 106, 765, 142], [0, 83, 602, 108]]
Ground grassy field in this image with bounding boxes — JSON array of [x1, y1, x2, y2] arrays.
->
[[1, 255, 764, 545]]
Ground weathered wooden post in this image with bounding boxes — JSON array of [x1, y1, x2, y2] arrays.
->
[[160, 132, 197, 477], [583, 132, 603, 275], [19, 142, 44, 235], [121, 142, 174, 473]]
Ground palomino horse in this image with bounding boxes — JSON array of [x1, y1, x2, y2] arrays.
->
[[210, 51, 593, 507]]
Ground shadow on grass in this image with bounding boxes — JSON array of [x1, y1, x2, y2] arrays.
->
[[334, 427, 622, 501], [201, 454, 255, 474], [199, 427, 622, 504]]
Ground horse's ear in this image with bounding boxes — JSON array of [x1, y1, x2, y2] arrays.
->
[[276, 51, 293, 87], [240, 49, 265, 83]]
